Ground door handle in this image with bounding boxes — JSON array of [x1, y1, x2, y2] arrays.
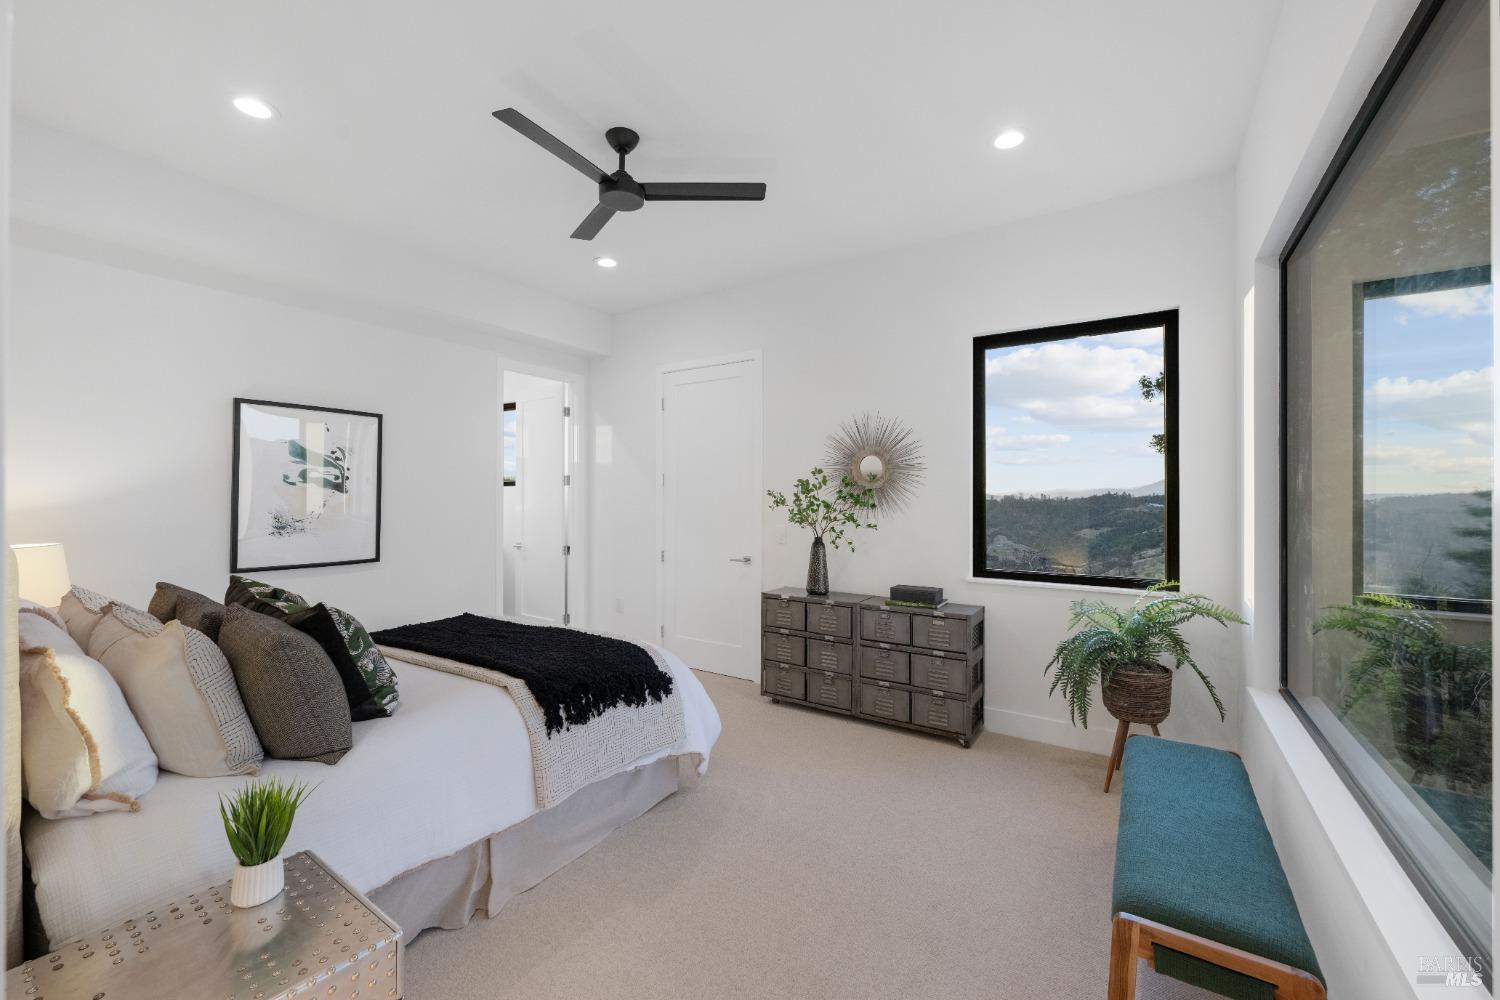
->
[[512, 543, 523, 549], [729, 556, 752, 564]]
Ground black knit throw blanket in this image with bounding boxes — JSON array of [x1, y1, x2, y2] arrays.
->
[[371, 613, 674, 736]]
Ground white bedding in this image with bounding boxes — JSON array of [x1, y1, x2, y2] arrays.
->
[[24, 645, 720, 946]]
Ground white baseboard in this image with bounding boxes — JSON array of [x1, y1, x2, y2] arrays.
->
[[982, 705, 1117, 756]]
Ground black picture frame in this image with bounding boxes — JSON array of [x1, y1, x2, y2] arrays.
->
[[230, 397, 384, 573], [971, 309, 1180, 589], [1277, 0, 1491, 974]]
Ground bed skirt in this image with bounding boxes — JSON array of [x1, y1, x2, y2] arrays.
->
[[367, 757, 680, 938]]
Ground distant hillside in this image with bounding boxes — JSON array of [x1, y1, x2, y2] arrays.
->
[[983, 490, 1166, 579], [1002, 480, 1167, 501], [1363, 491, 1490, 602]]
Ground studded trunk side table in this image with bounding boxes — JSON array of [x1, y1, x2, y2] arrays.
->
[[7, 851, 403, 1000]]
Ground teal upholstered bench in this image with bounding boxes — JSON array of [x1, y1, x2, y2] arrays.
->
[[1109, 737, 1326, 1000]]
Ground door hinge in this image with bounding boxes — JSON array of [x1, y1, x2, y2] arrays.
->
[[563, 612, 571, 626], [660, 549, 665, 562], [562, 405, 571, 417], [660, 624, 665, 639], [660, 397, 665, 411], [563, 544, 571, 556], [562, 474, 571, 486], [660, 473, 665, 488]]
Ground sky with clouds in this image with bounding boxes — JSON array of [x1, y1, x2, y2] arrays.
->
[[1364, 282, 1493, 496], [983, 326, 1165, 495]]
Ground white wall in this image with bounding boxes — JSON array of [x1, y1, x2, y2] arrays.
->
[[590, 172, 1239, 756], [5, 245, 584, 630], [1233, 1, 1488, 997]]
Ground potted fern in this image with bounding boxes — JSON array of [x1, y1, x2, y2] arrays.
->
[[1045, 582, 1244, 732], [220, 777, 315, 908]]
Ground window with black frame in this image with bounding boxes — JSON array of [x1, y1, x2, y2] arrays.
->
[[1282, 0, 1491, 967], [972, 311, 1178, 588]]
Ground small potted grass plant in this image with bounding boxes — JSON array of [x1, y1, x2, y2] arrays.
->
[[220, 777, 315, 908]]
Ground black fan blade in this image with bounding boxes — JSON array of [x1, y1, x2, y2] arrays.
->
[[492, 108, 608, 184], [570, 203, 617, 240], [642, 181, 767, 202]]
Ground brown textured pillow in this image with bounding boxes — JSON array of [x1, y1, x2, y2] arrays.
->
[[216, 605, 351, 765], [148, 583, 228, 642]]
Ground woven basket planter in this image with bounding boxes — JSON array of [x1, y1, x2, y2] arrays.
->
[[1102, 664, 1172, 725]]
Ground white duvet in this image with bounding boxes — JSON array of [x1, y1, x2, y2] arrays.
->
[[24, 646, 720, 946]]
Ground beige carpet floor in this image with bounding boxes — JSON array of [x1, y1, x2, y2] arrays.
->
[[404, 671, 1187, 999]]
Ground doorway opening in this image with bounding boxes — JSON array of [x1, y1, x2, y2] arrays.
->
[[502, 370, 574, 627]]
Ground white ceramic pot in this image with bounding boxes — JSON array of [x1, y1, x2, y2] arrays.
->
[[230, 855, 285, 908]]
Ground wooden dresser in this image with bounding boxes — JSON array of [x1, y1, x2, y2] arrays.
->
[[761, 587, 985, 747]]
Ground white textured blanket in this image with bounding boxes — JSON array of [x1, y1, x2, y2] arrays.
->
[[376, 640, 687, 808]]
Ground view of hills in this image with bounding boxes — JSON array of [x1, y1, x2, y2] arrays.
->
[[983, 484, 1166, 579], [1363, 491, 1491, 602]]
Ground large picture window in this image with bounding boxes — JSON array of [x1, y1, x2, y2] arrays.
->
[[972, 311, 1178, 588], [1282, 0, 1490, 968]]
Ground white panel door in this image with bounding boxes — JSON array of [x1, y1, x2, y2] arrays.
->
[[516, 384, 566, 626], [660, 358, 760, 680]]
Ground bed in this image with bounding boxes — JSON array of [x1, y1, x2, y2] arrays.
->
[[18, 640, 721, 950]]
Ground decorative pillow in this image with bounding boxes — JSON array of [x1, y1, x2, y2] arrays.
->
[[148, 582, 228, 642], [17, 611, 157, 819], [284, 604, 399, 720], [225, 576, 308, 618], [19, 600, 67, 631], [217, 605, 351, 765], [88, 605, 263, 778], [57, 586, 116, 650]]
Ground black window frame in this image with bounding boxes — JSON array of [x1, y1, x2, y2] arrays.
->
[[1278, 0, 1491, 974], [971, 309, 1180, 589]]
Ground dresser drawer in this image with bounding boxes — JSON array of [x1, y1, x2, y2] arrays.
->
[[858, 645, 910, 684], [762, 631, 806, 666], [802, 602, 851, 639], [859, 682, 911, 723], [911, 691, 971, 733], [806, 670, 853, 711], [860, 607, 912, 645], [806, 638, 853, 674], [763, 663, 806, 700], [761, 599, 806, 631], [910, 653, 972, 695], [912, 614, 970, 651]]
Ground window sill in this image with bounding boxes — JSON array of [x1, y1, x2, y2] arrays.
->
[[963, 576, 1156, 597]]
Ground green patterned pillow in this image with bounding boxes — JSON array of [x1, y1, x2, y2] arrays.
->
[[227, 577, 399, 719], [226, 575, 308, 618]]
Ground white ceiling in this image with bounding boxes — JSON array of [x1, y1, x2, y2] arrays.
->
[[13, 0, 1283, 315]]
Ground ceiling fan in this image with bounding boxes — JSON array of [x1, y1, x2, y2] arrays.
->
[[492, 107, 767, 241]]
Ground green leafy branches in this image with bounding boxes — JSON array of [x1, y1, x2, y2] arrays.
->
[[219, 777, 316, 867], [1044, 581, 1244, 728], [767, 467, 878, 551]]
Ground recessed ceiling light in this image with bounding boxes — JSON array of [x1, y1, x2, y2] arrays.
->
[[232, 96, 278, 120], [992, 129, 1025, 150], [595, 257, 618, 269]]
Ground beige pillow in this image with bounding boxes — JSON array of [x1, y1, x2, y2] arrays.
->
[[89, 606, 263, 778], [57, 586, 116, 650], [17, 609, 158, 819]]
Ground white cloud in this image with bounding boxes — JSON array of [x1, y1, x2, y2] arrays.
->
[[1016, 395, 1162, 430], [1393, 285, 1493, 319], [985, 340, 1161, 399], [1368, 367, 1492, 436], [1366, 444, 1491, 493], [987, 428, 1071, 450]]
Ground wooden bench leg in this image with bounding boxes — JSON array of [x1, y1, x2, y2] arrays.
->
[[1108, 915, 1140, 999], [1104, 719, 1130, 792]]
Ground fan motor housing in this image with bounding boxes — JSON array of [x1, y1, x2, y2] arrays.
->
[[601, 172, 646, 212]]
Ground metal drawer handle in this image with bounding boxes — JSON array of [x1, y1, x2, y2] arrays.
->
[[730, 556, 753, 564]]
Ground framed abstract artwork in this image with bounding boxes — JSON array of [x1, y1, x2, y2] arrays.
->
[[231, 398, 383, 572]]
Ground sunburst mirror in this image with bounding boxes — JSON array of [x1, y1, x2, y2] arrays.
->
[[825, 412, 925, 518]]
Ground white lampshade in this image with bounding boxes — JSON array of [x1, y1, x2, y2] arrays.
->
[[11, 543, 72, 608]]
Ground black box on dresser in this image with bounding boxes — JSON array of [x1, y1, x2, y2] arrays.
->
[[761, 587, 985, 747]]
